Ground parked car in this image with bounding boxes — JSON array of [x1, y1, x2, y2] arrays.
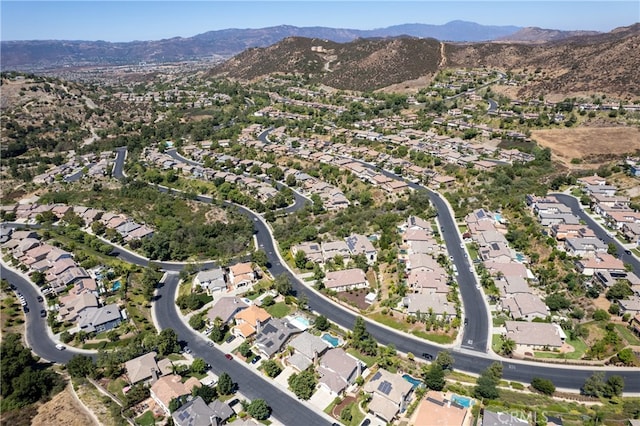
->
[[225, 353, 233, 360], [55, 344, 65, 350], [361, 419, 372, 426], [37, 295, 44, 303], [225, 335, 236, 344], [422, 352, 433, 360], [251, 356, 261, 364], [40, 309, 47, 318]]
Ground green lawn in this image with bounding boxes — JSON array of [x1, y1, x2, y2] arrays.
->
[[492, 334, 502, 353], [412, 330, 455, 344], [369, 313, 409, 332], [346, 348, 377, 368], [615, 323, 640, 346], [534, 338, 587, 360], [107, 377, 127, 401], [265, 302, 292, 318], [135, 410, 157, 426]]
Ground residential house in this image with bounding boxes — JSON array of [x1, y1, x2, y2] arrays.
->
[[413, 391, 470, 426], [345, 234, 377, 265], [501, 293, 549, 320], [77, 303, 123, 333], [58, 292, 99, 322], [503, 321, 566, 350], [228, 262, 256, 289], [318, 348, 361, 396], [403, 292, 456, 321], [576, 253, 625, 276], [622, 222, 640, 246], [618, 296, 640, 315], [363, 368, 414, 423], [194, 268, 227, 295], [150, 374, 202, 415], [322, 240, 351, 263], [234, 305, 271, 338], [172, 397, 234, 426], [125, 351, 171, 385], [291, 241, 324, 264], [206, 297, 248, 325], [323, 268, 368, 292], [482, 410, 529, 426], [287, 332, 330, 371], [564, 237, 608, 257], [255, 318, 301, 358]]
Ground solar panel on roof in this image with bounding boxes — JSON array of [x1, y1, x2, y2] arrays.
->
[[378, 380, 392, 395], [372, 371, 382, 381], [491, 243, 499, 250], [427, 397, 445, 406], [477, 210, 485, 218]]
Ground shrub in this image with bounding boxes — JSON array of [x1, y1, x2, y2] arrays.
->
[[531, 377, 555, 395]]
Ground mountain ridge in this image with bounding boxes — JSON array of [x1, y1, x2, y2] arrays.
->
[[0, 20, 573, 70]]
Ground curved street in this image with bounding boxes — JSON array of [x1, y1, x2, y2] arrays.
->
[[4, 146, 640, 405]]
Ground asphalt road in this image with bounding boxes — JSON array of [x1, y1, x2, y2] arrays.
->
[[8, 147, 640, 396], [553, 193, 639, 274], [154, 273, 332, 426]]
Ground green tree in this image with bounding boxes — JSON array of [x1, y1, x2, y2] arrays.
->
[[246, 399, 271, 420], [294, 250, 307, 269], [273, 273, 293, 296], [531, 377, 555, 395], [582, 372, 607, 397], [192, 383, 217, 404], [189, 313, 206, 331], [592, 309, 610, 321], [617, 348, 635, 366], [501, 337, 516, 356], [473, 362, 502, 400], [238, 341, 252, 358], [262, 360, 282, 378], [66, 355, 97, 379], [341, 403, 353, 422], [606, 281, 633, 300], [156, 328, 180, 356], [288, 369, 317, 400], [604, 375, 624, 398], [252, 249, 268, 268], [217, 372, 234, 395], [314, 315, 329, 331], [435, 351, 455, 371], [190, 358, 207, 375], [423, 363, 445, 391]]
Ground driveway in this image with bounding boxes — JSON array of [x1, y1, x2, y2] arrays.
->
[[308, 386, 334, 411], [273, 365, 297, 388]]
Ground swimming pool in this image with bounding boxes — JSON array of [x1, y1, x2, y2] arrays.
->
[[515, 252, 526, 263], [289, 315, 310, 330], [494, 213, 503, 222], [451, 394, 474, 408], [321, 333, 340, 347], [112, 280, 121, 291], [402, 374, 424, 389]]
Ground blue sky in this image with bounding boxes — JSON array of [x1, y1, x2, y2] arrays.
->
[[2, 1, 638, 42]]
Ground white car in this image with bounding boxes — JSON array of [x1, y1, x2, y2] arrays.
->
[[55, 344, 65, 350]]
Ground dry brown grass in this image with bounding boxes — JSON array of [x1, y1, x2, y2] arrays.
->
[[531, 126, 640, 169], [31, 385, 98, 426]]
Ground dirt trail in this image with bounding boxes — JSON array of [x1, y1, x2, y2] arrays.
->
[[439, 42, 447, 68]]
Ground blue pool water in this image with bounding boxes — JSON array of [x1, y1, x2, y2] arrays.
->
[[451, 394, 474, 408], [294, 316, 310, 327], [402, 374, 424, 389], [321, 333, 340, 347], [112, 280, 121, 291], [494, 213, 503, 222], [515, 252, 526, 263]]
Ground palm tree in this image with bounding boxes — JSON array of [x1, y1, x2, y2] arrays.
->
[[501, 337, 516, 356]]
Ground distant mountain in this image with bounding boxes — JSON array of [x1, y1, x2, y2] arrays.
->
[[1, 21, 523, 70], [496, 26, 601, 43], [213, 24, 640, 96]]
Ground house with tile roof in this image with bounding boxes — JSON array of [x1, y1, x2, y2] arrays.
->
[[503, 321, 565, 350], [206, 297, 248, 325], [323, 268, 368, 292], [234, 305, 271, 338], [151, 375, 202, 415]]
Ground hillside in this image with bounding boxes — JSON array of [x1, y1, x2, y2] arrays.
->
[[215, 37, 442, 91], [1, 21, 522, 71], [213, 24, 640, 96]]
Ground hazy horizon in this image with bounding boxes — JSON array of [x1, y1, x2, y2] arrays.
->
[[2, 1, 638, 43]]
